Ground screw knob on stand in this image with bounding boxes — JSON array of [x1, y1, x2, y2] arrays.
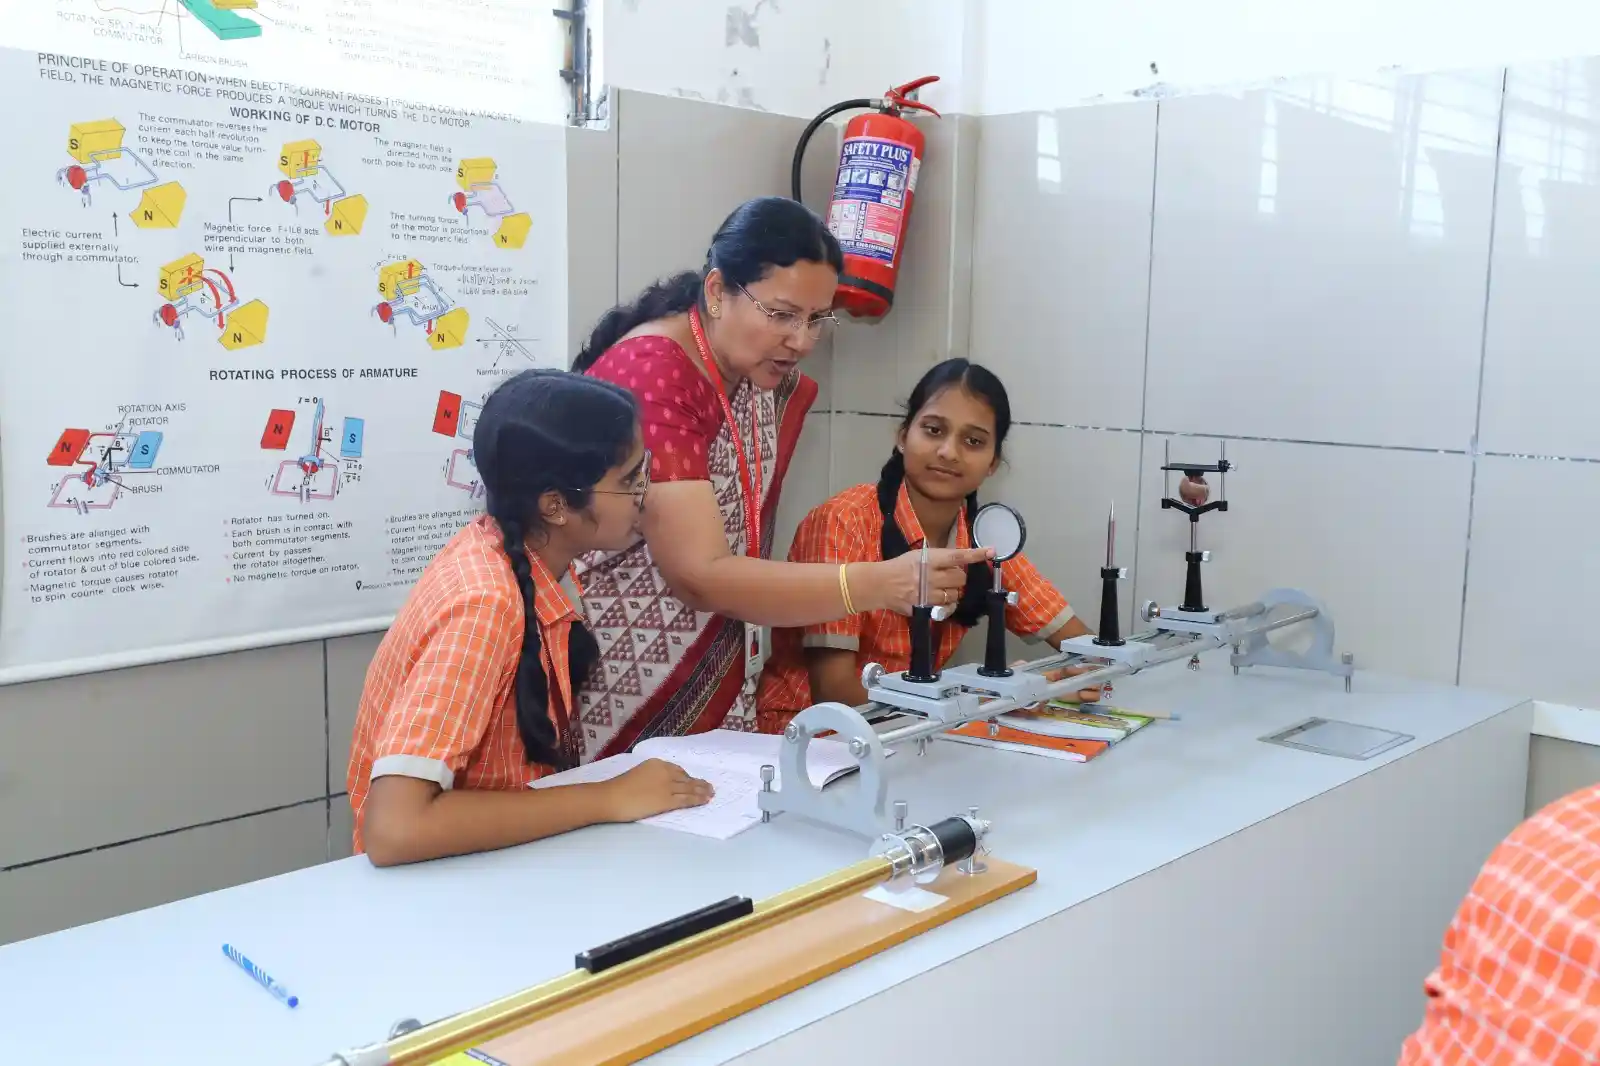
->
[[958, 806, 989, 875], [759, 763, 775, 823]]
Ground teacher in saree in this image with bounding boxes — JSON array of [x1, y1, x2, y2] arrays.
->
[[567, 195, 988, 757]]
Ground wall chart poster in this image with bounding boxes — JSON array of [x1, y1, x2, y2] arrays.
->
[[0, 17, 569, 682]]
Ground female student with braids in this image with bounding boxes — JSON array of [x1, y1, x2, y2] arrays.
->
[[568, 196, 988, 756], [757, 358, 1102, 724], [346, 370, 714, 866]]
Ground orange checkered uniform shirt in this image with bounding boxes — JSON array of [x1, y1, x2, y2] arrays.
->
[[345, 515, 576, 854], [757, 482, 1075, 724], [1396, 783, 1600, 1065]]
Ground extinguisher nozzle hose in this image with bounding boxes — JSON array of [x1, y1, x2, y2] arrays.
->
[[791, 98, 877, 203]]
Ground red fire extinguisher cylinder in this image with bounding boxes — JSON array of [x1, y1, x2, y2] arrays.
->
[[792, 76, 941, 320]]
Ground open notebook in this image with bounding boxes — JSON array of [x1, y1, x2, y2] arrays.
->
[[530, 729, 886, 840]]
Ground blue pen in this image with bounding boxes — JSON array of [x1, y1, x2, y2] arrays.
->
[[222, 943, 300, 1009]]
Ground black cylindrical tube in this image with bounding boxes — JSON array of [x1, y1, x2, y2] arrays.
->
[[1182, 551, 1207, 612], [926, 815, 978, 864], [575, 895, 753, 974], [1093, 567, 1124, 646], [978, 588, 1012, 676], [905, 605, 938, 682]]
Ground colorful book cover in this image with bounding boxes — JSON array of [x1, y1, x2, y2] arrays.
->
[[999, 703, 1154, 743], [942, 720, 1110, 762]]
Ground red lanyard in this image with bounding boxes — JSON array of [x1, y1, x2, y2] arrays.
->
[[688, 306, 762, 558]]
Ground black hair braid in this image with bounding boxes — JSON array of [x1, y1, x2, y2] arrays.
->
[[472, 368, 639, 768], [493, 514, 566, 768]]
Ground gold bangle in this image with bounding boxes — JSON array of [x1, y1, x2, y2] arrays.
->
[[838, 563, 856, 615]]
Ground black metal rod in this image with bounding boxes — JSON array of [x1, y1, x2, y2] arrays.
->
[[1094, 567, 1125, 646], [1182, 551, 1207, 612], [576, 896, 753, 974], [906, 605, 938, 682], [978, 589, 1011, 677]]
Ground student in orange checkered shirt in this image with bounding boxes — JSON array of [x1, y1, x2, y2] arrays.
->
[[1395, 782, 1600, 1065], [347, 370, 713, 866], [757, 359, 1102, 727]]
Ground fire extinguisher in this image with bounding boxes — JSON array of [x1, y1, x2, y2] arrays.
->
[[792, 76, 941, 319]]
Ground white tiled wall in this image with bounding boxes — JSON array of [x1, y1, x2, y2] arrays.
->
[[1143, 72, 1501, 451], [964, 57, 1600, 725]]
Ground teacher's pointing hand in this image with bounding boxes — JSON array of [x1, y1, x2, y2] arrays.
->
[[861, 546, 994, 617]]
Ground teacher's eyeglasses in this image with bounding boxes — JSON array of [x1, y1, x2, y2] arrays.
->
[[735, 285, 838, 340]]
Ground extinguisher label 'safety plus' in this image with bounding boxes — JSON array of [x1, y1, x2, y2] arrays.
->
[[827, 136, 916, 264]]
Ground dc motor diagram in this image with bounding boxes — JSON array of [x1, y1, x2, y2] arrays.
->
[[56, 118, 187, 228], [431, 389, 486, 499], [0, 40, 571, 680], [153, 253, 270, 349], [260, 400, 364, 504], [449, 157, 531, 250], [45, 418, 165, 514], [270, 139, 369, 237], [374, 259, 470, 350]]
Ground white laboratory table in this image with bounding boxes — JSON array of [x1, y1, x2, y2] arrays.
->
[[0, 652, 1530, 1066]]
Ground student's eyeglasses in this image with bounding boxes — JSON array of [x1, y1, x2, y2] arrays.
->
[[590, 450, 651, 509], [735, 285, 838, 340]]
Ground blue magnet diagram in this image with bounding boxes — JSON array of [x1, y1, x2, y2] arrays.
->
[[46, 419, 165, 514], [261, 400, 364, 503]]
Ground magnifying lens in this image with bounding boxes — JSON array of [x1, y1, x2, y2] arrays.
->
[[931, 503, 1025, 621], [971, 502, 1026, 562]]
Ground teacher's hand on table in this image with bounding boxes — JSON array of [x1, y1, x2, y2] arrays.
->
[[1046, 662, 1106, 704], [601, 758, 714, 822], [1011, 661, 1106, 708]]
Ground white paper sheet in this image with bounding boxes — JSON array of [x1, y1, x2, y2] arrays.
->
[[862, 885, 947, 913], [530, 730, 882, 840], [637, 730, 865, 789]]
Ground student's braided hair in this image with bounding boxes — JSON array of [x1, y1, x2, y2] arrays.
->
[[471, 369, 639, 766]]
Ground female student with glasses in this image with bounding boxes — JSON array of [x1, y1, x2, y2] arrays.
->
[[345, 370, 713, 866]]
